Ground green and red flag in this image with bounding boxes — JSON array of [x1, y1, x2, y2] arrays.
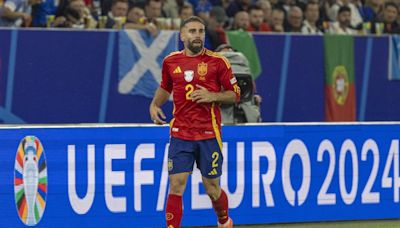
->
[[324, 35, 356, 121]]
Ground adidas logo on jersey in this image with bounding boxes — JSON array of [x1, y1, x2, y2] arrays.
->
[[173, 66, 182, 74], [208, 168, 218, 176]]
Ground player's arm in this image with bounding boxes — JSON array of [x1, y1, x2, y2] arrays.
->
[[149, 59, 172, 125], [149, 88, 170, 124], [191, 85, 236, 104]]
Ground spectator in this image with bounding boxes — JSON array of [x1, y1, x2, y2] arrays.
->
[[226, 0, 251, 18], [125, 5, 145, 24], [31, 0, 58, 27], [100, 0, 111, 17], [179, 3, 194, 21], [276, 0, 296, 14], [55, 0, 69, 17], [247, 4, 271, 31], [374, 2, 400, 34], [104, 0, 128, 28], [301, 1, 323, 34], [55, 0, 98, 28], [357, 0, 380, 22], [270, 7, 285, 32], [188, 0, 211, 15], [231, 10, 249, 30], [163, 0, 184, 18], [269, 0, 278, 8], [328, 0, 363, 28], [367, 0, 384, 18], [255, 0, 272, 23], [317, 0, 329, 23], [54, 0, 86, 28], [195, 0, 212, 21], [206, 6, 227, 49], [145, 0, 163, 22], [0, 0, 42, 27], [329, 5, 357, 34], [124, 5, 158, 36], [286, 6, 303, 32]]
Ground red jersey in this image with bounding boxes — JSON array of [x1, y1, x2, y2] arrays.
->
[[160, 48, 240, 141]]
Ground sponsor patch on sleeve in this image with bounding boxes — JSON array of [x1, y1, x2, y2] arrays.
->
[[230, 77, 237, 85]]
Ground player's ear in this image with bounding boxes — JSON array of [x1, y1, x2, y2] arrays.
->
[[180, 31, 184, 42]]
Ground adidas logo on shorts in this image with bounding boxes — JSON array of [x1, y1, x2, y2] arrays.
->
[[208, 168, 217, 176]]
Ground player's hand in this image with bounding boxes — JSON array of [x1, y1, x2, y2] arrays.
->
[[191, 84, 216, 103], [149, 104, 166, 125]]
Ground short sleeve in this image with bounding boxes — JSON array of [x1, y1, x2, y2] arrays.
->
[[160, 59, 173, 93], [218, 57, 240, 102]]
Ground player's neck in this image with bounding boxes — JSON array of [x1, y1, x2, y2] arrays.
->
[[184, 48, 204, 57]]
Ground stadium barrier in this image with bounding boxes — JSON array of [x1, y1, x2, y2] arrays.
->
[[2, 123, 400, 227], [0, 29, 398, 124]]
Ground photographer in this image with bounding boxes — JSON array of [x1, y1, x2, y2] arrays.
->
[[216, 43, 262, 124]]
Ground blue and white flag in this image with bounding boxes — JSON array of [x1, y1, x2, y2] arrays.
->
[[389, 35, 400, 80], [119, 30, 179, 98]]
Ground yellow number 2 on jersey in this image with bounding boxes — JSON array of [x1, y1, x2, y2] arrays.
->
[[185, 84, 194, 100]]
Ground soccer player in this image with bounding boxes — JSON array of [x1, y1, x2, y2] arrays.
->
[[149, 16, 240, 228]]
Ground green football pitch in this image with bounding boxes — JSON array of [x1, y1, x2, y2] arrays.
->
[[191, 220, 400, 228]]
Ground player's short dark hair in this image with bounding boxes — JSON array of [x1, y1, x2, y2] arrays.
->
[[180, 16, 205, 30], [338, 5, 351, 15]]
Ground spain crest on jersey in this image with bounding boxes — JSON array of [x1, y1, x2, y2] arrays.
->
[[197, 62, 207, 76]]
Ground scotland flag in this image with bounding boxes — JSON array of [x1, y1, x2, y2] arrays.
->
[[119, 30, 179, 97], [389, 35, 400, 80]]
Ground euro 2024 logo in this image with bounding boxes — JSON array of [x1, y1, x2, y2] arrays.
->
[[14, 136, 47, 226]]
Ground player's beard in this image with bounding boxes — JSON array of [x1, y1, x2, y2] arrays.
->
[[187, 39, 203, 54]]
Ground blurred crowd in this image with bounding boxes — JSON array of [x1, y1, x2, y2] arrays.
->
[[0, 0, 399, 47]]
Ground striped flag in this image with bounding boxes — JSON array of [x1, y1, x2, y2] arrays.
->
[[324, 35, 356, 121]]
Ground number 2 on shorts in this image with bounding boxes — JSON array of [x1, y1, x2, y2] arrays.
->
[[212, 151, 219, 168]]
